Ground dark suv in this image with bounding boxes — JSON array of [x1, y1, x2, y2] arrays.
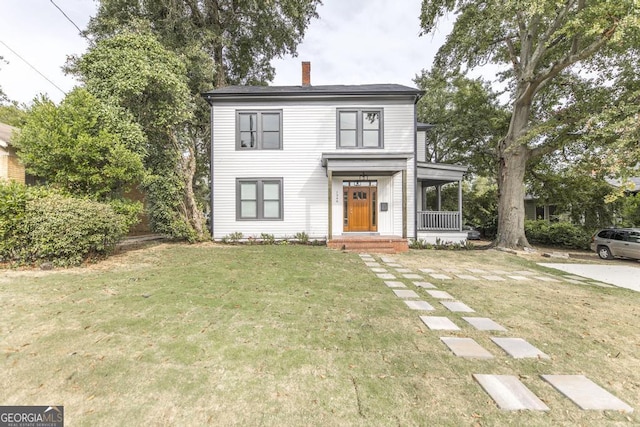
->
[[590, 228, 640, 260]]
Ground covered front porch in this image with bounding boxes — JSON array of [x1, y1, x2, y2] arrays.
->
[[416, 162, 469, 244]]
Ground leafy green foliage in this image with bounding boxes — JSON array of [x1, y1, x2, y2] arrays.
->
[[415, 69, 509, 173], [24, 194, 128, 266], [525, 220, 591, 250], [13, 88, 146, 200], [0, 182, 127, 266], [0, 102, 28, 127], [420, 0, 640, 248], [72, 31, 203, 240]]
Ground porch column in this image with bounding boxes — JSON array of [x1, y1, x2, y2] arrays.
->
[[436, 185, 442, 211], [402, 169, 407, 238], [328, 170, 333, 240], [458, 179, 463, 231]]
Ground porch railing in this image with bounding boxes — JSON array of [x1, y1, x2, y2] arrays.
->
[[417, 211, 461, 231]]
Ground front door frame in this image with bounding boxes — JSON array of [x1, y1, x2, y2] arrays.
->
[[343, 180, 378, 232]]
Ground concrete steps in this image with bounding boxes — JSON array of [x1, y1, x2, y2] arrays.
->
[[327, 236, 409, 253]]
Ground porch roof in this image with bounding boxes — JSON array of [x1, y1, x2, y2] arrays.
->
[[321, 152, 412, 175], [417, 162, 468, 185]]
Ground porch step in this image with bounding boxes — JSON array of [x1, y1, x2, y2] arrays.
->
[[327, 236, 409, 253]]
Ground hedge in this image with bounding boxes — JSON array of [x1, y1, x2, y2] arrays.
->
[[524, 220, 591, 250], [1, 182, 128, 266]]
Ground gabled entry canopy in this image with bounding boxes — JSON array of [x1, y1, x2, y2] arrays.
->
[[321, 152, 412, 175]]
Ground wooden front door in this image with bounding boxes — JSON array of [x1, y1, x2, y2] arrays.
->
[[344, 184, 377, 232]]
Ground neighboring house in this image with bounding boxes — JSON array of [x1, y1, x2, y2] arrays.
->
[[524, 195, 558, 222], [0, 122, 25, 184], [202, 63, 468, 251]]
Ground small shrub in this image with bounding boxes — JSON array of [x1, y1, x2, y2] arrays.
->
[[294, 231, 309, 244], [260, 233, 275, 245], [221, 232, 243, 244]]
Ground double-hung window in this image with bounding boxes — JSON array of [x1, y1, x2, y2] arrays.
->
[[237, 110, 282, 150], [237, 178, 283, 220], [337, 109, 383, 148]]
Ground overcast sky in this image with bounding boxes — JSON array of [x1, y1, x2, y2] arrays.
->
[[0, 0, 453, 105]]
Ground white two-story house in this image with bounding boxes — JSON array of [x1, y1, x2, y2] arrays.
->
[[202, 63, 467, 252]]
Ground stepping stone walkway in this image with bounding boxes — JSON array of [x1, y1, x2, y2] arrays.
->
[[463, 317, 507, 332], [441, 301, 475, 313], [541, 375, 634, 412], [490, 337, 549, 359], [419, 316, 460, 331], [404, 300, 435, 311], [384, 281, 406, 288], [440, 337, 494, 359], [413, 281, 437, 289], [473, 375, 550, 411], [359, 254, 633, 415], [425, 290, 454, 300], [392, 289, 420, 299]]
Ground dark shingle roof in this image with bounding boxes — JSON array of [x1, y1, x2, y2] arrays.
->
[[202, 84, 423, 102]]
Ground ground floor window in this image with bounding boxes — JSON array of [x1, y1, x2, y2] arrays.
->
[[236, 178, 283, 220]]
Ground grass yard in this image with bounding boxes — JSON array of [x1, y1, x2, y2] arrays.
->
[[1, 243, 638, 426]]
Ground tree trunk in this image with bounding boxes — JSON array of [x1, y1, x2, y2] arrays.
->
[[182, 142, 206, 239], [495, 97, 532, 249]]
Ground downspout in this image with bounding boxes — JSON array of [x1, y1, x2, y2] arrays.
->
[[207, 96, 215, 239], [413, 93, 421, 241]]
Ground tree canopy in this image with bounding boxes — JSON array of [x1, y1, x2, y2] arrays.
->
[[13, 88, 145, 200], [420, 0, 640, 248]]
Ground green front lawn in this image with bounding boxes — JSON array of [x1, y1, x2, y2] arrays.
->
[[1, 244, 637, 425]]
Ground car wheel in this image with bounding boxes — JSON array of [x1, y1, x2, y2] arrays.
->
[[597, 245, 613, 260]]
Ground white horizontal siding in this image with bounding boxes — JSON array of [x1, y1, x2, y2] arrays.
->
[[212, 99, 416, 239]]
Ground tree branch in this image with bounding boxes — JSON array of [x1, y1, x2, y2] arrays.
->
[[530, 0, 578, 69]]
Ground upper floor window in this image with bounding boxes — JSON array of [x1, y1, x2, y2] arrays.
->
[[337, 109, 383, 148], [237, 110, 282, 150]]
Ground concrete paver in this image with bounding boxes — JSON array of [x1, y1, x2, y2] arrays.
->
[[491, 270, 511, 275], [462, 317, 507, 331], [425, 290, 454, 299], [440, 337, 494, 359], [467, 268, 488, 274], [403, 274, 423, 279], [430, 273, 452, 280], [419, 316, 460, 330], [364, 262, 380, 267], [456, 274, 479, 281], [370, 267, 387, 273], [380, 257, 396, 263], [377, 273, 396, 279], [419, 268, 436, 273], [395, 268, 412, 273], [507, 275, 531, 281], [384, 281, 406, 288], [541, 375, 634, 412], [413, 281, 437, 289], [490, 337, 549, 359], [404, 300, 435, 311], [392, 289, 420, 299], [386, 263, 403, 268], [482, 275, 506, 281], [441, 301, 475, 313], [473, 374, 550, 411]]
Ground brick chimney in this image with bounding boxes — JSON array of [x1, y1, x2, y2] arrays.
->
[[301, 61, 311, 86]]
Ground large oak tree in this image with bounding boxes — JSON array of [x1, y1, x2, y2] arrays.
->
[[420, 0, 640, 248]]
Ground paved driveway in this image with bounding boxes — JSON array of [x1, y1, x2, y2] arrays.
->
[[538, 263, 640, 293]]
